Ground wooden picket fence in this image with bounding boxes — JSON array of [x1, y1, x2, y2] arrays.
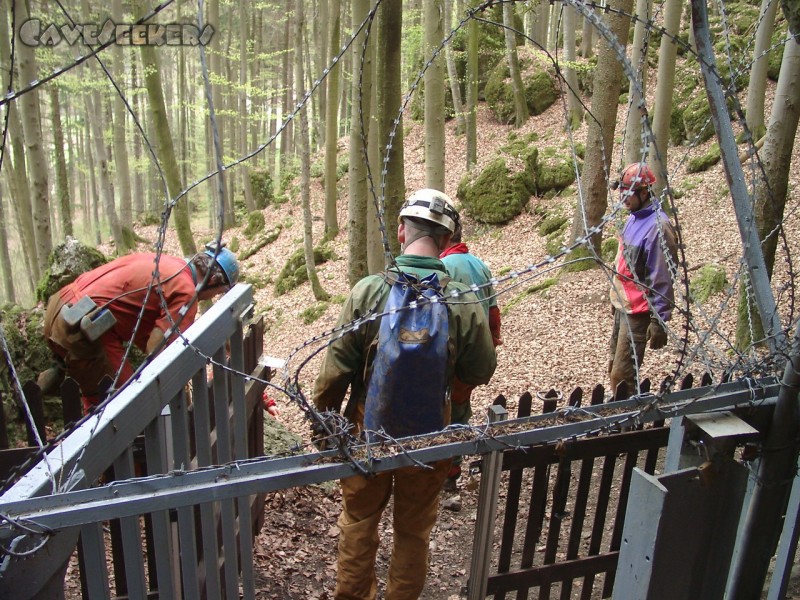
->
[[481, 373, 713, 599]]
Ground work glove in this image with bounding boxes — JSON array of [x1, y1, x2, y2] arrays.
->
[[647, 317, 668, 350]]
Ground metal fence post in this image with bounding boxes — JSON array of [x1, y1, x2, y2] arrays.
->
[[467, 404, 508, 600]]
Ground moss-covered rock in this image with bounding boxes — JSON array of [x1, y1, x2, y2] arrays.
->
[[243, 210, 266, 239], [538, 213, 568, 237], [687, 143, 721, 173], [535, 146, 580, 195], [35, 237, 108, 304], [274, 246, 335, 296], [0, 304, 50, 400], [485, 46, 559, 124], [250, 169, 274, 209], [690, 264, 728, 303], [457, 144, 536, 224]]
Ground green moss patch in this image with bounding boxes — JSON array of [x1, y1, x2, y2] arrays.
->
[[690, 264, 728, 303], [275, 246, 335, 296]]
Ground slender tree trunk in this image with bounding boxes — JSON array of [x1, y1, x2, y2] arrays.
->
[[49, 85, 73, 239], [140, 43, 197, 255], [366, 59, 383, 274], [444, 0, 466, 135], [347, 0, 372, 286], [282, 1, 294, 160], [504, 0, 529, 128], [240, 0, 256, 212], [317, 0, 329, 148], [569, 0, 634, 252], [112, 0, 133, 235], [648, 0, 682, 197], [547, 3, 560, 53], [87, 89, 124, 249], [745, 0, 780, 141], [86, 121, 102, 246], [580, 7, 594, 57], [131, 59, 145, 220], [624, 0, 652, 164], [0, 5, 36, 286], [295, 0, 328, 301], [424, 0, 446, 190], [466, 0, 479, 169], [208, 0, 232, 227], [378, 0, 405, 258], [324, 0, 342, 238], [563, 3, 582, 129], [16, 0, 52, 272], [537, 0, 550, 49], [0, 186, 15, 304]]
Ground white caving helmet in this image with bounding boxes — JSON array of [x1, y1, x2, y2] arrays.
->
[[398, 188, 460, 234]]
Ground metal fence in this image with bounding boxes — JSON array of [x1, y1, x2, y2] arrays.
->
[[0, 284, 268, 599], [0, 285, 791, 598]]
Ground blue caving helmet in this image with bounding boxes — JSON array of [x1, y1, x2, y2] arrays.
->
[[204, 246, 240, 287]]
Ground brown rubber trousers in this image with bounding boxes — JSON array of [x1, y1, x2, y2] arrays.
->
[[334, 459, 451, 600], [608, 309, 651, 398]]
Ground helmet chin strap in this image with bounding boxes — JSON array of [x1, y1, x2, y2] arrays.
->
[[401, 220, 448, 253]]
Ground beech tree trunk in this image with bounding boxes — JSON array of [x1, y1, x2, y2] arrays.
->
[[648, 0, 682, 196], [347, 0, 372, 285], [563, 4, 582, 129], [504, 0, 529, 128], [295, 0, 328, 301], [569, 0, 634, 252], [140, 43, 197, 255], [49, 85, 73, 239], [377, 0, 405, 259], [745, 0, 780, 141], [424, 0, 446, 190], [466, 0, 479, 169], [624, 0, 652, 165], [444, 0, 466, 135], [737, 33, 800, 349], [16, 0, 52, 273], [324, 0, 342, 238]]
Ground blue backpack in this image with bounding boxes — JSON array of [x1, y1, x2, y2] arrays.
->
[[363, 272, 451, 442]]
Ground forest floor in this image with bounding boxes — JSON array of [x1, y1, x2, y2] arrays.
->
[[82, 77, 800, 598]]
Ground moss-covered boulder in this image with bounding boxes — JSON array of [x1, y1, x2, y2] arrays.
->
[[35, 237, 108, 304], [687, 143, 721, 173], [243, 210, 266, 239], [690, 264, 728, 303], [485, 46, 559, 124], [457, 134, 537, 224], [535, 146, 580, 195], [250, 169, 274, 209], [0, 304, 50, 399], [274, 246, 335, 296]]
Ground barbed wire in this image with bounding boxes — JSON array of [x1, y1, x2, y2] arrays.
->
[[1, 0, 799, 502]]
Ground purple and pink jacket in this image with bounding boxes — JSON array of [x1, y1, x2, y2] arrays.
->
[[610, 203, 678, 322]]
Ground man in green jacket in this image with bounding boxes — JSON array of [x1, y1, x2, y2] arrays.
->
[[313, 188, 497, 600]]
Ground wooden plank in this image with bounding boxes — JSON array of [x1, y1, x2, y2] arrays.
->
[[540, 458, 571, 600], [560, 457, 595, 600], [502, 428, 669, 471], [516, 462, 550, 600], [580, 454, 617, 600], [487, 553, 619, 595]]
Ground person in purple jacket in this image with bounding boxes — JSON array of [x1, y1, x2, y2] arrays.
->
[[608, 163, 678, 398]]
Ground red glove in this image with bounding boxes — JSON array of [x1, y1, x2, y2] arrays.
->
[[262, 393, 280, 417]]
